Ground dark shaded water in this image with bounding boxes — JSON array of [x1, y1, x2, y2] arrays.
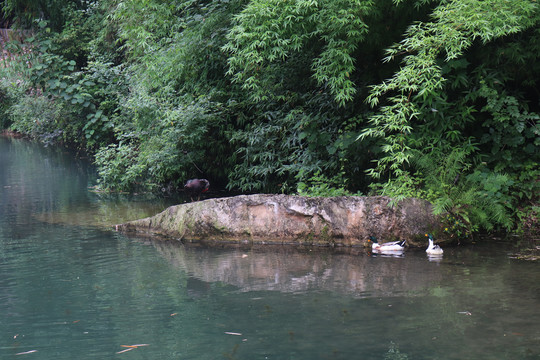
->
[[0, 136, 538, 359]]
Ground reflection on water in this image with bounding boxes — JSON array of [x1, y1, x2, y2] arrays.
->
[[0, 135, 179, 229], [0, 136, 539, 360], [152, 242, 445, 297], [142, 239, 540, 360], [32, 196, 177, 228]]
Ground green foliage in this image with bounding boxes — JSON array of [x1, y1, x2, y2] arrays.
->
[[0, 81, 19, 129], [297, 170, 359, 197], [62, 61, 124, 147], [411, 146, 535, 235], [95, 143, 143, 192], [0, 10, 124, 149], [109, 0, 182, 59], [2, 0, 538, 234], [0, 88, 8, 128], [1, 0, 79, 30], [228, 107, 304, 193], [8, 94, 74, 145], [94, 96, 227, 193], [359, 0, 538, 183], [24, 22, 77, 90], [472, 77, 540, 172], [50, 3, 97, 67], [224, 0, 374, 106], [227, 93, 367, 194], [1, 37, 34, 129], [354, 0, 539, 232], [15, 18, 124, 147], [124, 0, 244, 100]]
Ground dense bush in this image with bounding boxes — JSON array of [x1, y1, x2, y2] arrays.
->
[[95, 95, 229, 193], [0, 83, 15, 129], [1, 0, 538, 235], [8, 95, 67, 145]]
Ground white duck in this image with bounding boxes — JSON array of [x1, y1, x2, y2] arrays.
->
[[369, 236, 406, 252], [425, 233, 444, 255]]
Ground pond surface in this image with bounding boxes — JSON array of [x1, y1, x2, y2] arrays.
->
[[0, 136, 538, 360]]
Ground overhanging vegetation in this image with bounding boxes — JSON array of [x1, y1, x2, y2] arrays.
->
[[1, 0, 538, 237]]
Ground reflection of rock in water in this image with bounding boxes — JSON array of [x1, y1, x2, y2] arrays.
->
[[32, 200, 174, 228], [149, 240, 444, 298], [186, 277, 211, 299]]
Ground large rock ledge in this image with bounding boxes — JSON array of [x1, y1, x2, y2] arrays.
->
[[115, 194, 449, 248]]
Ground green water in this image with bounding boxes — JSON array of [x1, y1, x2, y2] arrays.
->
[[0, 136, 538, 360]]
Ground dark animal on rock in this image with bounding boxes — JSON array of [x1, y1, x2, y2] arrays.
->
[[184, 179, 210, 201]]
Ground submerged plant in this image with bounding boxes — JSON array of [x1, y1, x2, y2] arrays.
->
[[384, 341, 409, 360]]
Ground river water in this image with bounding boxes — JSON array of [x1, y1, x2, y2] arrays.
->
[[0, 135, 538, 360]]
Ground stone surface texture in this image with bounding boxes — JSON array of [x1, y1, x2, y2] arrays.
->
[[116, 194, 448, 248]]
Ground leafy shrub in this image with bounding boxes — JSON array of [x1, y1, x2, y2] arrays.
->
[[51, 4, 96, 68], [95, 96, 226, 193], [297, 170, 360, 197], [0, 84, 14, 129], [3, 0, 538, 236], [8, 94, 73, 145], [410, 147, 524, 235], [224, 0, 374, 106], [95, 143, 144, 192], [0, 43, 33, 129]]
